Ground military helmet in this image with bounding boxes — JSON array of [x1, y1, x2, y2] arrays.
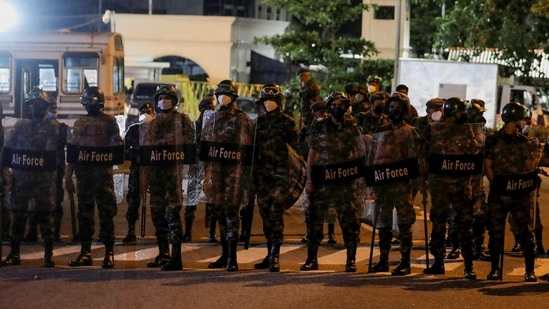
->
[[215, 80, 239, 98], [386, 92, 410, 114], [469, 99, 486, 113], [501, 102, 527, 122], [443, 97, 466, 115], [80, 86, 105, 107], [325, 90, 350, 110], [25, 87, 50, 104], [153, 84, 178, 104], [259, 83, 283, 104]]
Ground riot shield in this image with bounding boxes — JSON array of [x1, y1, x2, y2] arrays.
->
[[183, 123, 202, 207], [199, 109, 254, 207], [66, 116, 124, 165], [491, 138, 539, 196], [2, 119, 58, 212], [427, 122, 485, 177], [308, 123, 365, 202], [139, 110, 197, 209], [363, 128, 420, 186]]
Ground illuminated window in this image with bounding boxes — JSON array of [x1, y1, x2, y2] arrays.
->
[[0, 54, 10, 93], [39, 64, 57, 92], [113, 57, 124, 94], [63, 53, 99, 93]]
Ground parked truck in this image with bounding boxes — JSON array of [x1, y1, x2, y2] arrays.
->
[[396, 58, 544, 129]]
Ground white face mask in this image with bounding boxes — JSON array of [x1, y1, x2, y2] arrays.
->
[[139, 113, 154, 123], [157, 99, 173, 111], [430, 111, 442, 122], [218, 95, 232, 106], [263, 100, 278, 112]]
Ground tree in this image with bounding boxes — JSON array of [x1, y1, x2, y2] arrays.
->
[[254, 0, 381, 92], [412, 0, 549, 84]]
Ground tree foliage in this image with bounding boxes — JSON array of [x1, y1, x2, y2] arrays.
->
[[255, 0, 383, 91], [411, 0, 549, 84]]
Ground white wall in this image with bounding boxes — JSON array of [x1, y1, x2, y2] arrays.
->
[[115, 14, 288, 84]]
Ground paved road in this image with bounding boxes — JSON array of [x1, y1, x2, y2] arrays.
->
[[2, 174, 549, 308]]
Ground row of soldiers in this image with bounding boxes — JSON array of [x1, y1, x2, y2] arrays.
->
[[1, 76, 546, 283], [295, 68, 546, 282]]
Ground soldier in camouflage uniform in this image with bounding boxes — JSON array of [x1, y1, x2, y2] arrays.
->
[[409, 98, 443, 201], [24, 101, 68, 242], [484, 102, 538, 282], [466, 99, 489, 261], [300, 90, 364, 272], [201, 80, 254, 272], [66, 87, 123, 269], [140, 85, 196, 271], [366, 92, 420, 276], [297, 69, 321, 158], [2, 88, 59, 267], [422, 97, 484, 280], [356, 91, 390, 134], [251, 83, 299, 272], [121, 101, 155, 243]]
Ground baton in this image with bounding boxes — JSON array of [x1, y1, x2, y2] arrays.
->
[[499, 214, 506, 281], [367, 201, 379, 273], [421, 188, 430, 270], [69, 191, 78, 241], [140, 187, 147, 238]]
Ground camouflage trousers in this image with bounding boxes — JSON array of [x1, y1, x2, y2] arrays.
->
[[210, 170, 245, 241], [372, 183, 416, 253], [306, 185, 361, 248], [487, 191, 535, 257], [148, 167, 184, 244], [257, 190, 285, 247], [428, 176, 474, 259], [75, 169, 117, 243]]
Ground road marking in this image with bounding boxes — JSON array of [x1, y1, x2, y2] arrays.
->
[[23, 245, 104, 260], [318, 247, 375, 264], [199, 244, 302, 263], [507, 258, 549, 276], [411, 254, 464, 271]]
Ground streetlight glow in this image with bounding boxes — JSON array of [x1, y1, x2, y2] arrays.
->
[[0, 1, 17, 32]]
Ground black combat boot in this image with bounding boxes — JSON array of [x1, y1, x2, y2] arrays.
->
[[69, 242, 92, 267], [102, 241, 115, 269], [269, 244, 281, 272], [226, 240, 238, 272], [370, 249, 390, 273], [423, 256, 445, 274], [2, 240, 21, 266], [486, 251, 501, 280], [44, 238, 55, 268], [327, 224, 336, 244], [391, 251, 411, 276], [122, 220, 137, 243], [463, 257, 477, 280], [524, 253, 537, 282], [208, 239, 228, 269], [254, 241, 271, 269], [147, 238, 170, 267], [208, 219, 218, 243], [345, 245, 357, 273], [161, 242, 183, 271], [182, 219, 193, 243], [300, 245, 319, 271]]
